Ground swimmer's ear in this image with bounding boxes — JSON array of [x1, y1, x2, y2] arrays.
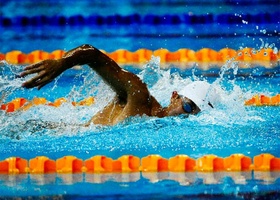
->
[[172, 91, 179, 98]]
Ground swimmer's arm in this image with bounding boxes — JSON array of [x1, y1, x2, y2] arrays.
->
[[20, 44, 100, 89], [20, 44, 146, 100], [62, 44, 148, 99]]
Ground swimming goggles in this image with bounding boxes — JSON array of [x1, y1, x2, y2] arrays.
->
[[181, 97, 197, 114]]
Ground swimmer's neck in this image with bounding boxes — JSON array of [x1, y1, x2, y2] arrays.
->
[[161, 107, 178, 117]]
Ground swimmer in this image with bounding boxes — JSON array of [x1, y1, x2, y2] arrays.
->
[[20, 44, 219, 126]]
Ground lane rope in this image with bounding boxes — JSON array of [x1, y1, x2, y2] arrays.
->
[[0, 97, 95, 113], [1, 12, 279, 27], [0, 153, 279, 174], [1, 48, 279, 66], [1, 94, 279, 113]]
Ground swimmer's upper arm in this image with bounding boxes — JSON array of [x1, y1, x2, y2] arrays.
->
[[63, 44, 149, 101]]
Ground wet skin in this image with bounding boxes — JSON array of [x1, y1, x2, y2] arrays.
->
[[20, 44, 199, 126]]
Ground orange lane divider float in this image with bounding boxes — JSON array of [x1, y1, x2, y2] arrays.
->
[[1, 94, 279, 113], [85, 155, 140, 173], [245, 94, 280, 106], [1, 48, 279, 66], [0, 96, 95, 113], [0, 153, 279, 174], [2, 50, 66, 65]]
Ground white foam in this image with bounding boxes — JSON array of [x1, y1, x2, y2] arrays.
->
[[0, 58, 265, 138]]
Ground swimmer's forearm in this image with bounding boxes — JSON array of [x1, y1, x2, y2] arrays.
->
[[61, 44, 125, 87], [21, 44, 123, 89]]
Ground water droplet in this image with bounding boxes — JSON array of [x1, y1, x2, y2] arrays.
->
[[260, 29, 267, 34], [273, 47, 278, 54], [265, 43, 269, 48], [259, 38, 264, 49], [268, 43, 275, 49]]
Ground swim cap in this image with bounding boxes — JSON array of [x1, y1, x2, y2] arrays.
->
[[178, 81, 219, 111]]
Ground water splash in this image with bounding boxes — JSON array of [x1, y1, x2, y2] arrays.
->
[[139, 55, 162, 88], [0, 56, 274, 140], [0, 57, 279, 163], [0, 61, 25, 103]]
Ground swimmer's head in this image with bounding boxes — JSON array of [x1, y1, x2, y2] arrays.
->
[[178, 81, 220, 111], [168, 91, 200, 116]]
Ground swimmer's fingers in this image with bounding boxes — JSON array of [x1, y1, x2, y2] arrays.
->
[[21, 59, 62, 89], [20, 62, 45, 77], [21, 70, 48, 88]]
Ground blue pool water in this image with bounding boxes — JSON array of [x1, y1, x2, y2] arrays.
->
[[1, 0, 280, 199], [1, 58, 280, 199]]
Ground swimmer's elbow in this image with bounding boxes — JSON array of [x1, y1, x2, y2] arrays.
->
[[80, 44, 96, 51], [78, 44, 104, 56]]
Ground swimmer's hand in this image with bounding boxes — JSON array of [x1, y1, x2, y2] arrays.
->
[[20, 59, 65, 89]]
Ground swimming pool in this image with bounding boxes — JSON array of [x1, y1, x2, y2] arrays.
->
[[1, 0, 280, 199]]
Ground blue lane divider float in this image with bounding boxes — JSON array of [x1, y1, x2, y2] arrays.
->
[[1, 12, 279, 27]]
